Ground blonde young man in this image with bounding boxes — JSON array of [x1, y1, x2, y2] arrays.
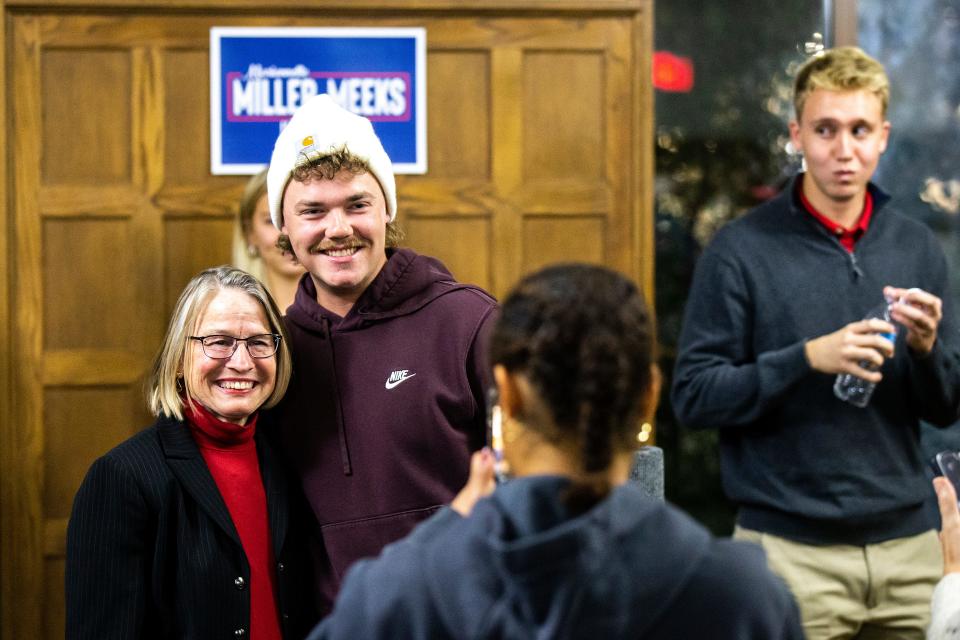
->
[[672, 47, 960, 639]]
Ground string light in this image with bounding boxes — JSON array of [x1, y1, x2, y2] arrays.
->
[[637, 422, 653, 443]]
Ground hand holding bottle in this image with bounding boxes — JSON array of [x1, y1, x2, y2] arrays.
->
[[884, 286, 942, 356], [831, 298, 899, 407], [805, 312, 896, 381]]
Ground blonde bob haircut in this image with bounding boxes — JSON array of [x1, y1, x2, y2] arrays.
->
[[146, 265, 292, 421], [793, 46, 890, 121]]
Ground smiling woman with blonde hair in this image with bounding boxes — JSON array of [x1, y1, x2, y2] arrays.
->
[[66, 266, 316, 640]]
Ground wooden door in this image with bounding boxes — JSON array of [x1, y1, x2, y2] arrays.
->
[[1, 2, 652, 637]]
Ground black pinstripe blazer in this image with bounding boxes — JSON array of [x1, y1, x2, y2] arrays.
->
[[66, 415, 318, 639]]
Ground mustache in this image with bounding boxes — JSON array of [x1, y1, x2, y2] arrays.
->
[[308, 237, 367, 254]]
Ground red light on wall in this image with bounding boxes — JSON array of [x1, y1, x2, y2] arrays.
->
[[653, 51, 694, 93]]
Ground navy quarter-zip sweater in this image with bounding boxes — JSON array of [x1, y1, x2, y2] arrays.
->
[[272, 248, 497, 612], [671, 175, 960, 545]]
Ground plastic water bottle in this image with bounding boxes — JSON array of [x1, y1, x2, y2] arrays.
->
[[833, 297, 897, 408]]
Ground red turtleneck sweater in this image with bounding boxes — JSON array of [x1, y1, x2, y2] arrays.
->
[[184, 402, 282, 640]]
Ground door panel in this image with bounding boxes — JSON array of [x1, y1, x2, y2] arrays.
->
[[41, 50, 133, 185], [523, 51, 605, 181], [426, 50, 491, 180]]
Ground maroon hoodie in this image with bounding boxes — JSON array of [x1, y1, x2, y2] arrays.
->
[[273, 248, 496, 612]]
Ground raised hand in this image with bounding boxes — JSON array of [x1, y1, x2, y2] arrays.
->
[[884, 286, 942, 356], [934, 476, 960, 575], [450, 448, 497, 516]]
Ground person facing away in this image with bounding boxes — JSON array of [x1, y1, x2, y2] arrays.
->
[[232, 167, 305, 311], [304, 263, 803, 640], [66, 266, 317, 639], [671, 46, 960, 639], [264, 94, 497, 613]]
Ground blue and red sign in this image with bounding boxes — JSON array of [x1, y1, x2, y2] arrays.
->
[[210, 27, 426, 175]]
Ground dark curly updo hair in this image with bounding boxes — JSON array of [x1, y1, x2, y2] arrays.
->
[[490, 263, 656, 513]]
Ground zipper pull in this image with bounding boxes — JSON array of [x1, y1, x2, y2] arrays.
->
[[849, 252, 863, 280]]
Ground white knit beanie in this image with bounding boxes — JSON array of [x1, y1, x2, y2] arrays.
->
[[267, 94, 397, 229]]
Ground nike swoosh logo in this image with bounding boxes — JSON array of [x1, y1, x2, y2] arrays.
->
[[385, 372, 417, 389]]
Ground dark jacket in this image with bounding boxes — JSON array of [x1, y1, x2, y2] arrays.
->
[[671, 177, 960, 545], [65, 416, 318, 639], [274, 248, 497, 610], [308, 476, 804, 639]]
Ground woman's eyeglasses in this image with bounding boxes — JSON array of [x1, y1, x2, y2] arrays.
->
[[190, 334, 281, 359]]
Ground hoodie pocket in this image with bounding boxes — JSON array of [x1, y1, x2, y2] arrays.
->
[[320, 504, 442, 579]]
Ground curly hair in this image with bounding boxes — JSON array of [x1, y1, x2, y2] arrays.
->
[[275, 149, 404, 252], [490, 263, 656, 513]]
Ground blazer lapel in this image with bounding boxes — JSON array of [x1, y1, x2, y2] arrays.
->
[[158, 416, 242, 546], [256, 434, 289, 558]]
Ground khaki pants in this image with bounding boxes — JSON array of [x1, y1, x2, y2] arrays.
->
[[734, 527, 942, 640]]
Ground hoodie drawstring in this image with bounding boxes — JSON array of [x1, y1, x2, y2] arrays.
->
[[321, 317, 353, 476]]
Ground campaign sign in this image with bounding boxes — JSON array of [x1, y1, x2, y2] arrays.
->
[[210, 26, 426, 175]]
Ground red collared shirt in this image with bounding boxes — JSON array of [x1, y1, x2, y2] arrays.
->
[[798, 182, 873, 253]]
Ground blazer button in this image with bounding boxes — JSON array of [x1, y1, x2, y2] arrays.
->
[[234, 576, 246, 590], [277, 562, 285, 573], [234, 628, 246, 636]]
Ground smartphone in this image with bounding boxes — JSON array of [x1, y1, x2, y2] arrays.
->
[[932, 450, 960, 505], [486, 388, 510, 483]]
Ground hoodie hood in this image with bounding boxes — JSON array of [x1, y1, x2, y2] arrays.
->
[[286, 248, 477, 332], [428, 477, 712, 638]]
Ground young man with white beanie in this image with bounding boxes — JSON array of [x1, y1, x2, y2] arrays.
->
[[265, 94, 497, 614]]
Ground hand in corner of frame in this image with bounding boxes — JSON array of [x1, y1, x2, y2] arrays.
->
[[934, 476, 960, 576]]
